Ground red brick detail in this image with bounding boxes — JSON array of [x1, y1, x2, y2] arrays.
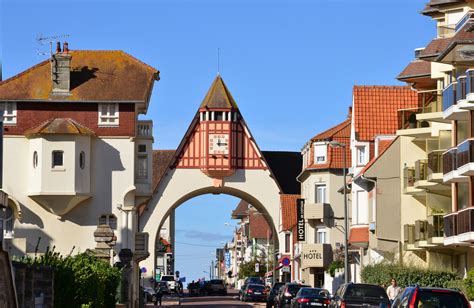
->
[[249, 210, 272, 240], [4, 102, 136, 137], [353, 86, 419, 142]]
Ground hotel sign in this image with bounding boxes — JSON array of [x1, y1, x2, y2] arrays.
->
[[301, 244, 330, 268], [296, 199, 305, 241]]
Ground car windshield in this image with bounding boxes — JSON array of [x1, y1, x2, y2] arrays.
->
[[300, 288, 329, 297], [247, 277, 264, 284], [416, 290, 467, 307], [248, 284, 265, 291], [288, 285, 310, 295], [210, 280, 223, 284], [345, 285, 388, 299], [272, 283, 285, 292], [161, 276, 174, 281]]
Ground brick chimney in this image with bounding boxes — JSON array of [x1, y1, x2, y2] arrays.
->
[[51, 42, 71, 94]]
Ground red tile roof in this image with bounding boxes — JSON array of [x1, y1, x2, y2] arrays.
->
[[306, 118, 352, 170], [200, 75, 238, 109], [281, 194, 300, 231], [349, 226, 369, 245], [0, 50, 159, 102], [353, 86, 419, 142], [152, 150, 176, 191], [397, 60, 431, 80], [249, 209, 272, 240], [418, 38, 452, 59], [232, 200, 249, 218], [437, 20, 474, 61]]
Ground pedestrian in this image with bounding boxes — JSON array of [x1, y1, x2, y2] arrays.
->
[[387, 278, 401, 304], [154, 284, 163, 306]]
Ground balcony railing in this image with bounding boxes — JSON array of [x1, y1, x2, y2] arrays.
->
[[404, 224, 415, 244], [403, 166, 416, 188], [136, 120, 153, 138], [442, 82, 457, 111], [455, 11, 474, 32], [467, 70, 474, 95], [456, 139, 474, 169], [398, 108, 430, 130], [457, 208, 474, 235], [415, 159, 428, 182], [428, 150, 444, 176], [444, 213, 457, 238], [457, 76, 467, 102], [443, 147, 457, 174], [427, 214, 444, 238]]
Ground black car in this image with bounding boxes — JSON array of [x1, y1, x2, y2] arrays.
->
[[242, 283, 267, 302], [331, 283, 390, 308], [291, 288, 331, 308], [392, 286, 470, 308], [275, 283, 311, 308], [206, 279, 227, 296], [266, 282, 285, 308]]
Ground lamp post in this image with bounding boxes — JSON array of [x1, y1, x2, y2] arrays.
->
[[328, 140, 349, 284]]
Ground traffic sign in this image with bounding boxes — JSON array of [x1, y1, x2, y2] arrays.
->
[[281, 266, 290, 273], [281, 257, 290, 266]]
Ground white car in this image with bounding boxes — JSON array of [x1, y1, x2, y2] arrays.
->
[[160, 275, 177, 292]]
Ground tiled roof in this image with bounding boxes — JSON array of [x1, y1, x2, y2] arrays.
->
[[262, 151, 301, 194], [306, 118, 352, 170], [24, 118, 95, 138], [353, 86, 418, 142], [281, 194, 300, 231], [200, 75, 238, 109], [232, 200, 249, 218], [249, 209, 272, 239], [0, 50, 159, 102], [349, 226, 369, 244], [422, 0, 467, 16], [152, 150, 176, 191], [397, 60, 431, 80], [418, 38, 451, 59], [437, 20, 474, 61]]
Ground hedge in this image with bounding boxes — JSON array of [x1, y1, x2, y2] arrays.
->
[[361, 263, 460, 288], [16, 248, 121, 308]]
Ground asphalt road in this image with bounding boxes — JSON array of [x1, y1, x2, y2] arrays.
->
[[145, 293, 266, 307]]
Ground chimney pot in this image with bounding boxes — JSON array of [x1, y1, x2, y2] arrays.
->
[[63, 42, 69, 53], [56, 42, 61, 54]]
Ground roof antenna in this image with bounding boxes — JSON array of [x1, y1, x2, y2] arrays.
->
[[36, 33, 71, 57], [217, 47, 220, 76]]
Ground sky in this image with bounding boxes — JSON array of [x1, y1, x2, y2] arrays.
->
[[1, 0, 434, 283]]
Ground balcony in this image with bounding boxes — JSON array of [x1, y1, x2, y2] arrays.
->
[[444, 212, 457, 245], [443, 147, 468, 183], [427, 214, 444, 245], [457, 208, 474, 242], [427, 150, 443, 182], [443, 79, 469, 120], [134, 232, 150, 262], [396, 108, 432, 139], [136, 120, 153, 139], [404, 217, 444, 250], [304, 203, 329, 220], [300, 243, 332, 269], [456, 139, 474, 176], [403, 166, 423, 195]]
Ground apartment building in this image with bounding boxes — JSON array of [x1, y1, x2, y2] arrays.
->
[[295, 115, 351, 287]]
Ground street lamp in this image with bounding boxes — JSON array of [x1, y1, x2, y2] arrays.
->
[[328, 140, 349, 284]]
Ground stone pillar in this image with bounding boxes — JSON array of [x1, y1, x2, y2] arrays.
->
[[118, 248, 133, 308], [92, 225, 116, 262]]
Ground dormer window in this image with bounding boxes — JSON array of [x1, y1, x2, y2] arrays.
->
[[314, 143, 327, 164], [356, 146, 367, 166], [0, 102, 17, 125], [98, 103, 119, 126]]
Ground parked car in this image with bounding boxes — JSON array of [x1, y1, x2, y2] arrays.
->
[[242, 283, 267, 302], [290, 287, 331, 308], [199, 281, 210, 296], [143, 286, 157, 304], [391, 286, 470, 308], [274, 283, 310, 308], [160, 275, 177, 293], [266, 282, 285, 308], [206, 279, 227, 296], [245, 276, 265, 286], [330, 283, 390, 308]]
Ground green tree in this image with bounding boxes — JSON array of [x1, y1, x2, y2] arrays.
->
[[238, 257, 272, 279]]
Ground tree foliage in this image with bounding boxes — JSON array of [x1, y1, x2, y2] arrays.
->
[[238, 257, 272, 279], [16, 247, 121, 308]]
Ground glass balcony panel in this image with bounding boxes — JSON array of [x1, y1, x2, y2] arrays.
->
[[428, 150, 443, 176], [428, 214, 444, 238], [457, 208, 474, 234], [442, 147, 457, 174], [456, 139, 474, 168], [442, 83, 456, 111], [443, 213, 457, 237], [457, 77, 467, 101], [467, 70, 474, 95], [403, 167, 416, 188], [415, 159, 428, 181]]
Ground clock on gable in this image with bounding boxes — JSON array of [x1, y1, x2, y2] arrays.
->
[[209, 134, 229, 155]]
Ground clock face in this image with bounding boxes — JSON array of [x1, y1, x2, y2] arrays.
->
[[209, 134, 229, 155]]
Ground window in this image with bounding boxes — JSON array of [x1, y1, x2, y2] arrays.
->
[[52, 151, 64, 168], [314, 144, 327, 164], [215, 112, 224, 121], [356, 146, 366, 166], [138, 144, 147, 153], [315, 184, 326, 204], [2, 206, 14, 239], [0, 102, 17, 125], [316, 227, 327, 244], [33, 151, 38, 168], [98, 103, 119, 126], [284, 233, 291, 253], [137, 154, 148, 179], [355, 190, 369, 224], [79, 151, 85, 169], [98, 214, 117, 230]]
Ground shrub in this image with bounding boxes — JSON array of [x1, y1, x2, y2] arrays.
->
[[327, 260, 343, 277], [464, 267, 474, 300], [361, 263, 460, 288], [16, 248, 120, 308]]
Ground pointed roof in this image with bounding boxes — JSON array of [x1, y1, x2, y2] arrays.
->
[[24, 118, 95, 138], [200, 75, 238, 109]]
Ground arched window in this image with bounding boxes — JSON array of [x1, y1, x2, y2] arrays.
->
[[79, 151, 86, 169]]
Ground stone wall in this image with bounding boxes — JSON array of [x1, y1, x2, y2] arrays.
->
[[12, 262, 54, 308]]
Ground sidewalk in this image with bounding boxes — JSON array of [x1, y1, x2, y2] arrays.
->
[[145, 294, 181, 307]]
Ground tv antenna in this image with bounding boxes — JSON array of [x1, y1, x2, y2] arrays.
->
[[217, 47, 220, 76], [36, 33, 71, 56]]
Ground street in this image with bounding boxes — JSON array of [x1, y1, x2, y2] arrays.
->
[[145, 291, 267, 307]]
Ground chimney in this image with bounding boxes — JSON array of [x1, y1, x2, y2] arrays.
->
[[347, 106, 352, 118], [51, 42, 71, 94]]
